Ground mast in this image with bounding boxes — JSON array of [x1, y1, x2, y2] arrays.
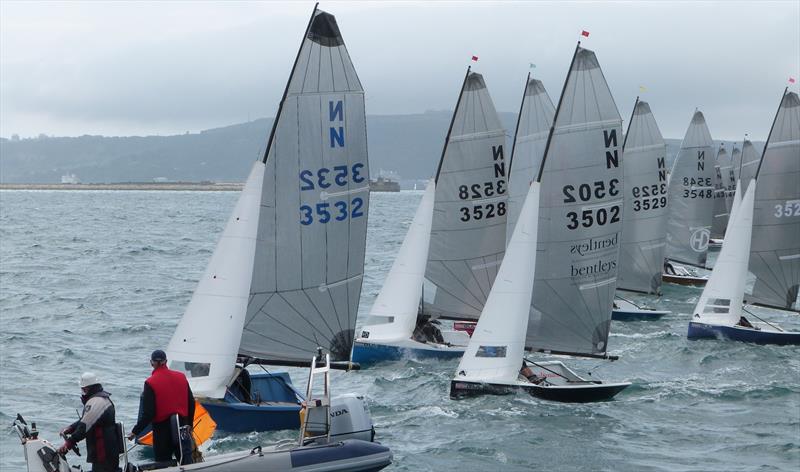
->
[[622, 96, 640, 151], [507, 72, 532, 179], [435, 67, 472, 183], [755, 87, 789, 180], [262, 3, 319, 163], [536, 41, 582, 183]]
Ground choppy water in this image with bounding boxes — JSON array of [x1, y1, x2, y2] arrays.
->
[[1, 190, 798, 471]]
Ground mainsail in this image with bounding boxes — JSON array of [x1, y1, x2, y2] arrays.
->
[[711, 144, 732, 239], [526, 45, 624, 357], [665, 111, 715, 267], [167, 8, 369, 397], [617, 99, 668, 294], [738, 139, 761, 194], [507, 76, 555, 243], [728, 144, 741, 213], [748, 91, 800, 311], [424, 71, 508, 320]]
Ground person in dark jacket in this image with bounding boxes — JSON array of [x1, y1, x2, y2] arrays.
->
[[58, 372, 120, 472], [128, 349, 195, 464]]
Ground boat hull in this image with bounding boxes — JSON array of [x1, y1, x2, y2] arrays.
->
[[201, 371, 303, 432], [351, 339, 465, 365], [687, 322, 800, 345], [449, 379, 630, 403], [611, 307, 670, 321], [662, 273, 707, 287]]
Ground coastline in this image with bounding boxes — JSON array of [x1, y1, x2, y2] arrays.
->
[[0, 182, 244, 191]]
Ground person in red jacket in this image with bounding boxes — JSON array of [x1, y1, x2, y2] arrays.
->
[[128, 350, 195, 464]]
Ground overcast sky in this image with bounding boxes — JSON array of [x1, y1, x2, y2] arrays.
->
[[1, 0, 798, 141]]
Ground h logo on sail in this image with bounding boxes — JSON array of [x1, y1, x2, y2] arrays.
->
[[329, 100, 344, 148]]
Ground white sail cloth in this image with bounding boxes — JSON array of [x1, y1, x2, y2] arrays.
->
[[455, 183, 541, 383], [527, 46, 624, 357], [618, 100, 668, 294], [748, 91, 800, 311], [692, 180, 756, 326], [425, 72, 508, 321], [167, 9, 369, 396], [359, 182, 435, 341], [711, 146, 732, 239], [665, 111, 715, 267], [507, 78, 555, 243], [738, 140, 761, 195]]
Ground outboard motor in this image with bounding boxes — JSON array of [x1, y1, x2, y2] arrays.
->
[[13, 415, 73, 472], [329, 394, 375, 442]]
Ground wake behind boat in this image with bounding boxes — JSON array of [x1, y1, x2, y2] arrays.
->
[[353, 67, 508, 365]]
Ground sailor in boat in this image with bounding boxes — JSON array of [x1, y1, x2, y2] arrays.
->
[[412, 316, 446, 344], [57, 372, 121, 472], [736, 316, 758, 329], [128, 349, 195, 465], [663, 260, 677, 275], [519, 361, 545, 385]]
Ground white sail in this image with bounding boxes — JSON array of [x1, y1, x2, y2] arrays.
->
[[455, 183, 541, 383], [665, 111, 715, 267], [711, 145, 731, 239], [507, 78, 555, 243], [359, 182, 435, 342], [166, 163, 265, 398], [425, 72, 508, 321], [748, 91, 800, 311], [167, 9, 368, 396], [527, 46, 624, 357], [692, 180, 756, 326], [618, 100, 669, 294], [240, 9, 369, 363]]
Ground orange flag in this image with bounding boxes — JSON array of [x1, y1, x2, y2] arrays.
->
[[137, 400, 216, 447]]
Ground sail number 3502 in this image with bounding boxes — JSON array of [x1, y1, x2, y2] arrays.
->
[[562, 180, 620, 230]]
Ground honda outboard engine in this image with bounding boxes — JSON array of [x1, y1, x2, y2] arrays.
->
[[328, 394, 375, 442]]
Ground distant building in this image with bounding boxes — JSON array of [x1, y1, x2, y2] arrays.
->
[[153, 177, 170, 183], [61, 173, 80, 184]]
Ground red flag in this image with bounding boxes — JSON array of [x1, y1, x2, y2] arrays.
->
[[471, 55, 479, 62], [581, 30, 590, 37], [790, 77, 797, 84]]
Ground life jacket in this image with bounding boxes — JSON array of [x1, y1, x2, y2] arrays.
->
[[84, 391, 120, 464], [146, 365, 189, 423]]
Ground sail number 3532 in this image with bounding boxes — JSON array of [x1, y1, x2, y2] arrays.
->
[[774, 200, 800, 218]]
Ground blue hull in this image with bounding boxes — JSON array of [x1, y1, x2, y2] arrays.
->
[[687, 322, 800, 345], [352, 341, 464, 366], [201, 371, 304, 433], [612, 309, 668, 322]]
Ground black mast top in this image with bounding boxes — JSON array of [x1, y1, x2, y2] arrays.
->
[[755, 87, 789, 180], [262, 3, 320, 163], [622, 96, 640, 151], [434, 66, 472, 183], [506, 72, 532, 180], [535, 42, 582, 183]]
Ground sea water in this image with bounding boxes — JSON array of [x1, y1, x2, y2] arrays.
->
[[1, 190, 798, 471]]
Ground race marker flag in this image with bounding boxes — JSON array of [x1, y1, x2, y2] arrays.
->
[[581, 30, 590, 37], [471, 55, 479, 62], [639, 85, 647, 92], [790, 77, 796, 84], [530, 63, 536, 69]]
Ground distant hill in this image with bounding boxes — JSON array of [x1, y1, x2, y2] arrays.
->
[[0, 113, 756, 184]]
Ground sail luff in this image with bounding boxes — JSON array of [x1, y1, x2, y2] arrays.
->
[[262, 4, 320, 163], [507, 72, 532, 179], [435, 67, 472, 183], [755, 88, 788, 179], [622, 96, 639, 151]]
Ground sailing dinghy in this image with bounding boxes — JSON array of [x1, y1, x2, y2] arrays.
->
[[451, 43, 630, 402], [164, 6, 374, 432], [688, 89, 800, 344], [352, 68, 508, 365], [663, 110, 716, 286], [612, 98, 671, 320]]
